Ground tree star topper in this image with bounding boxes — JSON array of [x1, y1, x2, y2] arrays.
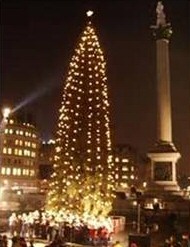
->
[[86, 10, 94, 17]]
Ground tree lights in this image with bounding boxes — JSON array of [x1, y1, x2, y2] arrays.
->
[[46, 12, 115, 221]]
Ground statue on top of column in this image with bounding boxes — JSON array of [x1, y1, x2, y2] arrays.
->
[[156, 1, 166, 27]]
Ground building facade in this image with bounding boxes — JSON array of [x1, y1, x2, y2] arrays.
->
[[0, 113, 40, 193], [38, 139, 55, 192], [113, 144, 141, 192]]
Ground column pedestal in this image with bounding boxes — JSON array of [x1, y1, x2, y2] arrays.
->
[[147, 141, 181, 195]]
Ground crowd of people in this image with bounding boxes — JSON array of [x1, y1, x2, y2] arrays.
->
[[8, 211, 113, 246], [0, 234, 34, 247]]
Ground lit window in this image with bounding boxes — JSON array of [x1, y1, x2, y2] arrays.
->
[[120, 183, 128, 188], [17, 168, 21, 176], [30, 170, 35, 176], [14, 149, 18, 155], [20, 131, 23, 135], [5, 129, 8, 134], [31, 152, 36, 158], [25, 132, 28, 136], [8, 148, 12, 155], [9, 119, 14, 124], [130, 174, 134, 180], [15, 140, 19, 145], [13, 168, 17, 175], [9, 129, 13, 134], [122, 175, 128, 179], [122, 158, 129, 163], [18, 150, 22, 156], [19, 140, 23, 145], [122, 166, 128, 171], [3, 148, 7, 154], [32, 143, 36, 148], [115, 157, 119, 162], [1, 167, 6, 175], [131, 166, 134, 171], [6, 167, 11, 175]]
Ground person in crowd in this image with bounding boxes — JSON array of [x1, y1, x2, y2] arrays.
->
[[0, 235, 3, 247], [9, 213, 18, 237], [2, 236, 8, 247], [19, 238, 27, 247], [11, 236, 21, 247]]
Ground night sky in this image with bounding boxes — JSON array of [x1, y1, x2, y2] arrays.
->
[[1, 0, 190, 175]]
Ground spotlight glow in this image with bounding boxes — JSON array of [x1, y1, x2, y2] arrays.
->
[[2, 107, 11, 119]]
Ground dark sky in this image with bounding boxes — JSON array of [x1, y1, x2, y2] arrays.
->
[[1, 0, 190, 175]]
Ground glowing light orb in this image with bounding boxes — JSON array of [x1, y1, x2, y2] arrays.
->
[[86, 10, 94, 17], [2, 107, 11, 119]]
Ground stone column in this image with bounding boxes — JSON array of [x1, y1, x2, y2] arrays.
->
[[156, 39, 172, 142]]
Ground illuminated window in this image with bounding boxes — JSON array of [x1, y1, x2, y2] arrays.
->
[[122, 158, 129, 163], [115, 174, 119, 179], [122, 166, 128, 171], [30, 170, 35, 176], [20, 131, 23, 135], [13, 168, 17, 175], [14, 149, 18, 155], [19, 140, 23, 145], [115, 157, 119, 162], [1, 167, 6, 175], [25, 132, 28, 136], [6, 167, 11, 175], [3, 148, 7, 154], [131, 166, 134, 171], [31, 152, 36, 158], [122, 175, 128, 179], [9, 129, 13, 134], [130, 174, 135, 180], [16, 130, 19, 135], [5, 129, 8, 134], [120, 183, 128, 188], [32, 143, 36, 148], [9, 119, 14, 124], [18, 150, 22, 156], [28, 142, 31, 147], [15, 140, 19, 145], [8, 148, 12, 155], [17, 168, 21, 176]]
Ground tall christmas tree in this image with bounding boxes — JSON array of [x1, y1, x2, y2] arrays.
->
[[47, 11, 115, 219]]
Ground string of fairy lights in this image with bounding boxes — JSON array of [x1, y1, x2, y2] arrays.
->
[[47, 11, 115, 220]]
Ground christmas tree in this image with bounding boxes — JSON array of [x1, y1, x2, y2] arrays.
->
[[47, 11, 115, 219]]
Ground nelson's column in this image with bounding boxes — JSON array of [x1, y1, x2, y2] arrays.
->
[[147, 1, 181, 194]]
